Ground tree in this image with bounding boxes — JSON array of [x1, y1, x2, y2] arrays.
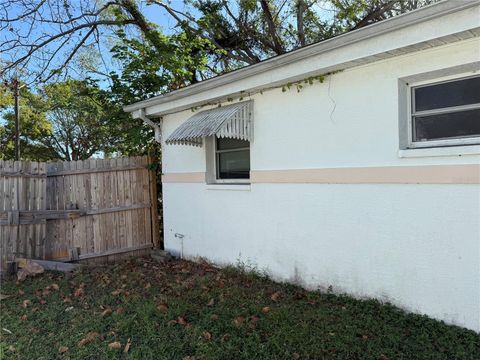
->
[[40, 80, 119, 161], [0, 0, 437, 86], [0, 83, 57, 160], [0, 80, 136, 161]]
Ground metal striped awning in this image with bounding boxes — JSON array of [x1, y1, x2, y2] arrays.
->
[[165, 101, 253, 146]]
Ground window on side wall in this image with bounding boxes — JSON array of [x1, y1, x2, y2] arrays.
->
[[408, 75, 480, 148], [206, 137, 250, 184], [215, 137, 250, 180]]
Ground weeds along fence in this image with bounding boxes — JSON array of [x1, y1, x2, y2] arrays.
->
[[0, 156, 160, 268]]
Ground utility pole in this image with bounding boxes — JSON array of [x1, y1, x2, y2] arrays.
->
[[13, 77, 20, 161]]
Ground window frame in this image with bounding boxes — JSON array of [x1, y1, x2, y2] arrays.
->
[[211, 137, 250, 184], [407, 73, 480, 149]]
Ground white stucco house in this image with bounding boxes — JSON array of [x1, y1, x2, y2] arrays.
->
[[125, 0, 480, 332]]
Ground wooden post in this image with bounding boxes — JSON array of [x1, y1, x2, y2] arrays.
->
[[13, 78, 20, 161], [148, 156, 161, 249]]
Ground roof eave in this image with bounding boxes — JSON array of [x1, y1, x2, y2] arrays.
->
[[124, 0, 480, 116]]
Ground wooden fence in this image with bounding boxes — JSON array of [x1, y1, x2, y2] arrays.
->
[[0, 156, 160, 268]]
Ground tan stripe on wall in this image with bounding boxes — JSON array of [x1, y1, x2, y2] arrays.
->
[[162, 172, 205, 183], [250, 165, 480, 184], [162, 165, 480, 184]]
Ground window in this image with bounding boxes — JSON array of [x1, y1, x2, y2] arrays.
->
[[215, 137, 250, 181], [409, 75, 480, 148]]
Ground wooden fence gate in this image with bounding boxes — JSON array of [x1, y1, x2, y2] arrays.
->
[[0, 156, 160, 268]]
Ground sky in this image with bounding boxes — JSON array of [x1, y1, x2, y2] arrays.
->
[[1, 0, 337, 88], [0, 0, 196, 86]]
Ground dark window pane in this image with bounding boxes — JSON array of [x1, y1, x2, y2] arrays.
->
[[413, 109, 480, 142], [217, 150, 250, 179], [414, 76, 480, 112], [216, 137, 249, 150]]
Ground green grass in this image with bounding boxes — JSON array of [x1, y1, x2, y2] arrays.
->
[[0, 257, 478, 360]]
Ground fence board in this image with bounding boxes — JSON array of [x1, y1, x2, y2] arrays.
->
[[0, 156, 158, 268]]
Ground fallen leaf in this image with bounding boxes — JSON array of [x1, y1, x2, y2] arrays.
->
[[221, 333, 231, 342], [116, 307, 125, 315], [210, 314, 219, 321], [293, 352, 300, 359], [58, 346, 69, 353], [108, 341, 121, 349], [167, 320, 178, 326], [20, 315, 27, 321], [157, 304, 168, 313], [233, 316, 245, 326], [0, 294, 12, 300], [144, 282, 151, 289], [51, 284, 60, 291], [262, 306, 270, 314], [249, 316, 259, 329], [111, 289, 123, 296], [182, 356, 195, 360], [63, 297, 72, 303], [78, 332, 99, 347], [40, 299, 47, 305], [22, 299, 31, 308], [101, 308, 112, 317], [270, 292, 281, 302], [177, 316, 188, 325], [65, 306, 74, 312], [123, 338, 131, 353], [74, 287, 84, 297], [18, 290, 25, 295], [202, 331, 212, 341], [207, 298, 214, 306]]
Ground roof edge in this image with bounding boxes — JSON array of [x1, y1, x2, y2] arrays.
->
[[124, 0, 479, 115]]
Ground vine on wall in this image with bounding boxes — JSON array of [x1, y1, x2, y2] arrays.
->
[[188, 70, 343, 112]]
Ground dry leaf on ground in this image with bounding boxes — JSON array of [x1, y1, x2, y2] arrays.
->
[[233, 316, 245, 326], [51, 284, 60, 290], [124, 338, 131, 353], [78, 332, 99, 347], [101, 308, 112, 317], [271, 292, 281, 302], [108, 341, 121, 349], [157, 304, 168, 313]]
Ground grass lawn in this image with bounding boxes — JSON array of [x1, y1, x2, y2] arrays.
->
[[0, 257, 478, 360]]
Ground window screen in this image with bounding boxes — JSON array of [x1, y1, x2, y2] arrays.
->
[[215, 138, 250, 179], [411, 76, 480, 143]]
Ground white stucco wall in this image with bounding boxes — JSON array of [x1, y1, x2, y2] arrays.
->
[[160, 39, 480, 331]]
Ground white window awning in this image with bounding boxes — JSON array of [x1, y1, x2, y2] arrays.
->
[[165, 101, 253, 146]]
